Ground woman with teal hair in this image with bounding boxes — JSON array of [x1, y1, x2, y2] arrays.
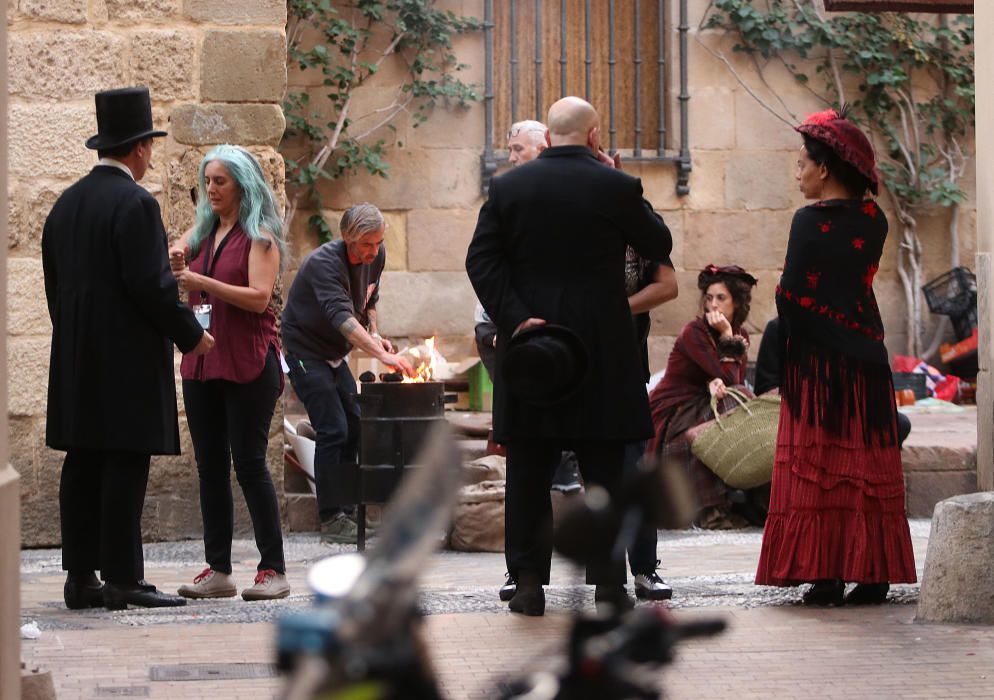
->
[[169, 144, 290, 602]]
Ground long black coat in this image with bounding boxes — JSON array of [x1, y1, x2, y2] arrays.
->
[[466, 145, 673, 443], [43, 166, 204, 455]]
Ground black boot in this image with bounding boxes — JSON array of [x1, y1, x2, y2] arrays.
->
[[508, 570, 545, 616], [594, 584, 635, 613], [845, 582, 889, 605], [64, 571, 104, 610], [802, 579, 845, 606]]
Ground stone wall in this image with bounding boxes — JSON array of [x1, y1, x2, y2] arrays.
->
[[8, 0, 288, 546], [284, 0, 977, 373]]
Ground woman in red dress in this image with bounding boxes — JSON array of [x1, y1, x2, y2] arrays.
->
[[755, 108, 917, 605]]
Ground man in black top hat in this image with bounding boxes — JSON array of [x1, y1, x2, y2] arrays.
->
[[466, 96, 672, 616], [44, 86, 214, 610]]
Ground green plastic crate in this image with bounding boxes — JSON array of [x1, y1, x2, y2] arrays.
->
[[468, 361, 493, 412]]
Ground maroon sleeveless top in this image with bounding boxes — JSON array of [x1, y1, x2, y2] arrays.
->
[[180, 223, 279, 384]]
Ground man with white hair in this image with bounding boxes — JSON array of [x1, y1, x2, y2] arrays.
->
[[474, 120, 550, 377], [506, 119, 548, 165], [467, 97, 673, 616], [283, 203, 413, 544]]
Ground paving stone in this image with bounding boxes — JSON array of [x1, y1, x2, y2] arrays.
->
[[20, 519, 986, 700]]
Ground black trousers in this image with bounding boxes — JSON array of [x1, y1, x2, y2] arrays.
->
[[505, 439, 627, 585], [182, 348, 285, 574], [286, 356, 360, 522], [624, 440, 659, 575], [60, 449, 150, 584]]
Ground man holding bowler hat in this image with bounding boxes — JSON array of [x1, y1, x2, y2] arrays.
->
[[44, 86, 214, 610], [466, 96, 672, 616]]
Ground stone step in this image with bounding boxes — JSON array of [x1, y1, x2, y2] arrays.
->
[[285, 410, 979, 523], [899, 407, 978, 518]]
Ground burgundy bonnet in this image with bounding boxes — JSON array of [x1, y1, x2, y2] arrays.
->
[[795, 107, 879, 195]]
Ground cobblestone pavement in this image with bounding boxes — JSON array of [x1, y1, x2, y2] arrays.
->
[[21, 519, 994, 699]]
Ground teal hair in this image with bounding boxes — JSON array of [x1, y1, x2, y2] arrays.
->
[[188, 145, 287, 271]]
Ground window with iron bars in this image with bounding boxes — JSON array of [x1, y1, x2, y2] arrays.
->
[[481, 0, 691, 195]]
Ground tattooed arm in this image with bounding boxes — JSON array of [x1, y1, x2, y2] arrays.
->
[[339, 317, 412, 375]]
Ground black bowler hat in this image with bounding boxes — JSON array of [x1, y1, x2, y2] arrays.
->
[[502, 324, 589, 405], [85, 86, 167, 150]]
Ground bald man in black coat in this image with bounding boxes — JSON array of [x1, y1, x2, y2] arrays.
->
[[466, 96, 672, 615]]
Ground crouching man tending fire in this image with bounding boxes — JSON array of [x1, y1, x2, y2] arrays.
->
[[282, 203, 414, 545]]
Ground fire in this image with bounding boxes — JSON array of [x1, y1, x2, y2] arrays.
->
[[401, 337, 437, 383]]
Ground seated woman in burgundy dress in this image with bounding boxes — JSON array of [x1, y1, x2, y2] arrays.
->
[[755, 107, 916, 605], [646, 265, 758, 528]]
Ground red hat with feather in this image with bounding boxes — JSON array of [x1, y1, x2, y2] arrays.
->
[[795, 105, 879, 195]]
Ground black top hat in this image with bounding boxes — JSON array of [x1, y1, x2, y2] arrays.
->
[[85, 87, 167, 151], [502, 324, 589, 405]]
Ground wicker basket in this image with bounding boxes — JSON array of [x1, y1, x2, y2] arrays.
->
[[690, 388, 779, 490]]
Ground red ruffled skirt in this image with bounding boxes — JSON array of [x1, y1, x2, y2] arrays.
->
[[755, 347, 917, 586]]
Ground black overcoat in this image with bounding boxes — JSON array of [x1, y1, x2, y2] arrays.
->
[[42, 166, 204, 455], [466, 145, 673, 443]]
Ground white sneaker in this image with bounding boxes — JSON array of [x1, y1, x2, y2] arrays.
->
[[633, 571, 673, 601], [241, 569, 290, 601], [177, 568, 237, 599]]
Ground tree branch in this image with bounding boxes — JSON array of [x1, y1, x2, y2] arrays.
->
[[893, 100, 917, 182], [803, 0, 846, 103], [693, 35, 797, 129], [897, 87, 921, 172], [751, 55, 800, 123], [350, 98, 414, 143], [921, 316, 951, 362]]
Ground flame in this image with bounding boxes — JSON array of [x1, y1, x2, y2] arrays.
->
[[401, 336, 437, 383]]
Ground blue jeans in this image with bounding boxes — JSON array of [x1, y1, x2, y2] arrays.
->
[[286, 356, 360, 522], [625, 440, 659, 575]]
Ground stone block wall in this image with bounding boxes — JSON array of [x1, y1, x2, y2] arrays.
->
[[284, 0, 977, 372], [8, 0, 288, 546]]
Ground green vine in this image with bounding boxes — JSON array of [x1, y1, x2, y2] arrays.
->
[[283, 1, 482, 241], [704, 1, 974, 356]]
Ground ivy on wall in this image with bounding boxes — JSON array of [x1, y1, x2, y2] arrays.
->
[[703, 0, 974, 357], [284, 0, 482, 241]]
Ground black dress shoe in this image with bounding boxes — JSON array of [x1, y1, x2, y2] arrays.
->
[[103, 582, 188, 610], [508, 585, 545, 616], [802, 579, 845, 606], [64, 572, 105, 610], [845, 582, 889, 605], [594, 584, 635, 613]]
